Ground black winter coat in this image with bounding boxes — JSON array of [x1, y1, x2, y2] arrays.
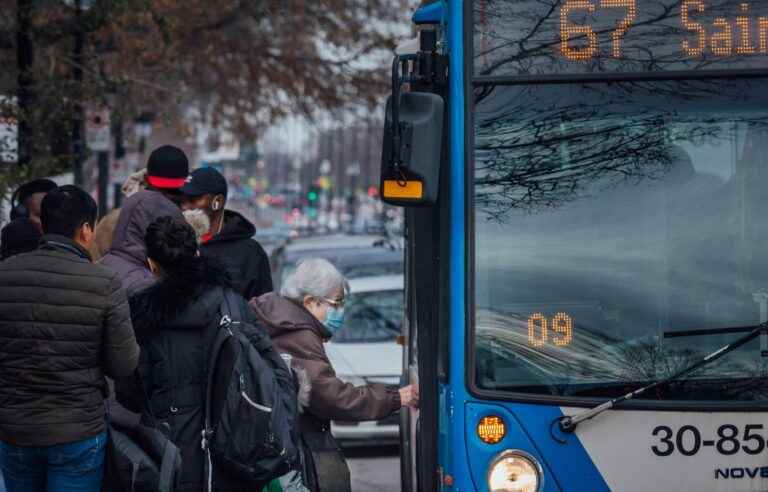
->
[[201, 210, 273, 299], [0, 235, 139, 447], [115, 257, 276, 492]]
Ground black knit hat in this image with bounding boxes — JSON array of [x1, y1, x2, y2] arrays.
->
[[146, 145, 189, 189], [1, 218, 42, 260]]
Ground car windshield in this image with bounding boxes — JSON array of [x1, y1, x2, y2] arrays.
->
[[333, 289, 403, 344], [281, 250, 403, 284], [473, 78, 768, 402]]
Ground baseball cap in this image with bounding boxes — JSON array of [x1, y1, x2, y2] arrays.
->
[[146, 145, 189, 189], [180, 167, 228, 198]]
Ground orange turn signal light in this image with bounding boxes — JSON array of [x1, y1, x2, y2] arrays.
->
[[478, 415, 506, 444], [382, 179, 423, 200]]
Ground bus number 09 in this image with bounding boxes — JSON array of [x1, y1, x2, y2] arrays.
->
[[528, 313, 574, 347]]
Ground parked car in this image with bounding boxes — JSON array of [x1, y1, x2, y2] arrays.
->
[[325, 275, 404, 444], [269, 234, 404, 291]]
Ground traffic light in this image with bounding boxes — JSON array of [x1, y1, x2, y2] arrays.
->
[[307, 185, 320, 204]]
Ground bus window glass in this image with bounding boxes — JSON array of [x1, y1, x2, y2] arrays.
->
[[474, 0, 768, 76], [473, 78, 768, 402]]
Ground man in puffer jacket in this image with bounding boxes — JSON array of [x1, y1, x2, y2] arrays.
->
[[0, 185, 139, 492]]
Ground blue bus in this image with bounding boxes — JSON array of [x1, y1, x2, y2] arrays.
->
[[381, 0, 768, 490]]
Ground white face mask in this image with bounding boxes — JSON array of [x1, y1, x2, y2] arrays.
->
[[182, 209, 211, 244]]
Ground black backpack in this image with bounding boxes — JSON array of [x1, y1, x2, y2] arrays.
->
[[201, 290, 300, 491]]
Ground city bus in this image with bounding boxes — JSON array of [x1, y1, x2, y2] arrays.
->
[[381, 0, 768, 491]]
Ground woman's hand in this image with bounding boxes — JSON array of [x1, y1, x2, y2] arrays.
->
[[398, 384, 419, 408]]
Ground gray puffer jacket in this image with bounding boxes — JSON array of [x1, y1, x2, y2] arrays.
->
[[0, 235, 139, 447], [100, 190, 183, 295]]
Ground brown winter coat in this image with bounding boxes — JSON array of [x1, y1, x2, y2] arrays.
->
[[250, 293, 400, 429], [251, 293, 400, 492]]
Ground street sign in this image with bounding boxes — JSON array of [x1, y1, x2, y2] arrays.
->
[[86, 108, 111, 152]]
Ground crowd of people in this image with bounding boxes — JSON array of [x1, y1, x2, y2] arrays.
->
[[0, 145, 418, 492]]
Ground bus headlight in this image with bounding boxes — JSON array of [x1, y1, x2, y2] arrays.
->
[[487, 450, 542, 492]]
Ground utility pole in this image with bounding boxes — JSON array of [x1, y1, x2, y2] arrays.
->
[[17, 0, 34, 167], [71, 0, 85, 186]]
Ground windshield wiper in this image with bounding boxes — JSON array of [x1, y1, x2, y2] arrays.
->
[[556, 323, 768, 436]]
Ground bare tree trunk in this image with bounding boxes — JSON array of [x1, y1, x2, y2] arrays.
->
[[17, 0, 34, 167], [71, 0, 85, 186]]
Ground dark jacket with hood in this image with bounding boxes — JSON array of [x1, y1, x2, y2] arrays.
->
[[251, 293, 400, 431], [115, 257, 277, 492], [0, 235, 139, 447], [202, 210, 272, 299], [100, 190, 183, 295]]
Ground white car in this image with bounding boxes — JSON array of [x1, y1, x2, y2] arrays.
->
[[324, 275, 404, 444]]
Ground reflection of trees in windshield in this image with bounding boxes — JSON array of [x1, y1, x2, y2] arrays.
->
[[477, 310, 768, 399], [473, 79, 768, 401], [475, 80, 768, 218]]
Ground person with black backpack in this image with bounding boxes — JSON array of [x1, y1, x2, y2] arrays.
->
[[115, 216, 299, 492]]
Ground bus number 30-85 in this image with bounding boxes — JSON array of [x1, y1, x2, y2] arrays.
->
[[651, 425, 766, 456]]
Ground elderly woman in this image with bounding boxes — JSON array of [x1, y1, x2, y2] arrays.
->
[[250, 258, 418, 492]]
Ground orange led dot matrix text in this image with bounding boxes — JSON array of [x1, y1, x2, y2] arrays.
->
[[527, 313, 575, 348], [560, 0, 599, 61], [528, 313, 548, 347], [552, 312, 574, 347]]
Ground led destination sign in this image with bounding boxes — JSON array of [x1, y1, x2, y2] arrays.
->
[[475, 0, 768, 76]]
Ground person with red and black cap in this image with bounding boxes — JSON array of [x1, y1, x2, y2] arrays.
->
[[142, 145, 190, 205], [100, 145, 188, 295], [180, 167, 273, 299]]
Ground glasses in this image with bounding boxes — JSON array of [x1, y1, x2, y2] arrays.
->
[[319, 296, 345, 309]]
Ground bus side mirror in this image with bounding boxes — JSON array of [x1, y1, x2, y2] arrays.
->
[[380, 85, 444, 207]]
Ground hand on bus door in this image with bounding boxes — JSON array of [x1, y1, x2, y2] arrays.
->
[[399, 384, 419, 408]]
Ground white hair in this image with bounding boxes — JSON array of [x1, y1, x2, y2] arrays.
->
[[281, 257, 349, 302]]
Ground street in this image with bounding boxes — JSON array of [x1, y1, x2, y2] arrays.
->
[[346, 446, 400, 492]]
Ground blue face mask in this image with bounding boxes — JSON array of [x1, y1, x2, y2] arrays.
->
[[323, 306, 346, 335]]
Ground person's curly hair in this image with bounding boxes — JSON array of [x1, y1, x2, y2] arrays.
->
[[145, 216, 198, 274]]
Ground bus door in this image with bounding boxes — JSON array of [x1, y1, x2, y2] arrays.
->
[[382, 19, 448, 492]]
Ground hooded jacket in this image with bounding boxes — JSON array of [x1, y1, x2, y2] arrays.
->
[[115, 257, 277, 492], [250, 293, 400, 431], [0, 235, 139, 446], [202, 210, 273, 299], [100, 190, 183, 295]]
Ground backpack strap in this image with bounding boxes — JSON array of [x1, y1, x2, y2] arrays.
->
[[158, 440, 182, 492], [202, 288, 237, 492]]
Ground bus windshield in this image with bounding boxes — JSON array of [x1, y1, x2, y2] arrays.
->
[[472, 78, 768, 402]]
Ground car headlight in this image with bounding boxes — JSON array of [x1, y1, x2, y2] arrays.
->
[[487, 450, 542, 492]]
